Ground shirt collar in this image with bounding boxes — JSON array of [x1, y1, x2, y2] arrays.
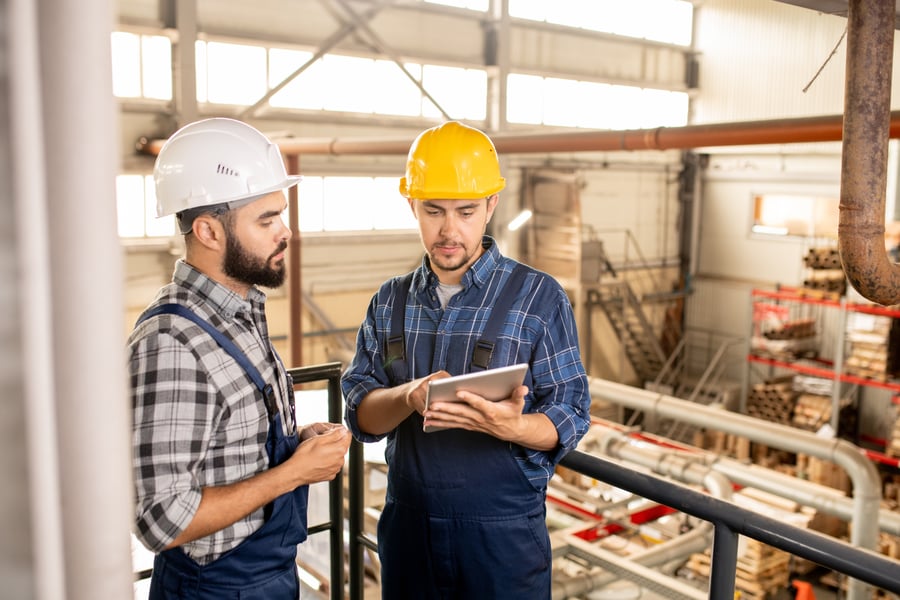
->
[[173, 259, 262, 318]]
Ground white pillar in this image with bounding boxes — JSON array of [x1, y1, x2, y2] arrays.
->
[[36, 0, 134, 598]]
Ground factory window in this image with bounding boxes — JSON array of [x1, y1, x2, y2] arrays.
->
[[116, 175, 175, 238], [507, 74, 688, 129], [751, 193, 839, 238], [116, 174, 415, 239], [195, 40, 486, 120], [509, 0, 693, 46], [110, 32, 172, 99], [424, 0, 693, 46], [297, 176, 417, 233]]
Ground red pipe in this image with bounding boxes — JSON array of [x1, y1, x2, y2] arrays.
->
[[137, 111, 900, 158]]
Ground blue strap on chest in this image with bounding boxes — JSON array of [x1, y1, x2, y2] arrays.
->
[[386, 264, 529, 381], [136, 303, 279, 419]]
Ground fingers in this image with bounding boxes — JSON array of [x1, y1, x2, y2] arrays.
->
[[294, 426, 350, 483]]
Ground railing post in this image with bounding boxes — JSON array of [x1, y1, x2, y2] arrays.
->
[[287, 363, 346, 600], [348, 439, 366, 600], [708, 524, 738, 600]]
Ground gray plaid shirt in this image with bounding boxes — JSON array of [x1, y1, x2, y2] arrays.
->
[[128, 260, 295, 564]]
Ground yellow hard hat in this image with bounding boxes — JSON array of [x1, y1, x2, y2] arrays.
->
[[399, 121, 506, 200]]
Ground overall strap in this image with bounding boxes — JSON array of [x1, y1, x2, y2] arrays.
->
[[137, 303, 279, 419], [385, 272, 414, 385], [385, 264, 530, 379], [470, 263, 528, 371]]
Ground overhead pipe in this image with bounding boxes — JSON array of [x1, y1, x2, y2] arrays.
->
[[137, 111, 900, 158], [839, 0, 900, 306]]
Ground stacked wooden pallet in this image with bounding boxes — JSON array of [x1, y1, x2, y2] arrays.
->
[[684, 488, 815, 599], [687, 542, 790, 600], [795, 454, 850, 494], [844, 313, 893, 381], [791, 393, 831, 431]]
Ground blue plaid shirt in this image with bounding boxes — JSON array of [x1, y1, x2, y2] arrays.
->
[[342, 237, 591, 490]]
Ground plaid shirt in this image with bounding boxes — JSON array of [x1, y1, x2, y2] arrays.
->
[[128, 260, 295, 564], [342, 237, 591, 490]]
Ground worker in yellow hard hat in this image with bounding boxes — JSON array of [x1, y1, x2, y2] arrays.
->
[[342, 121, 592, 599]]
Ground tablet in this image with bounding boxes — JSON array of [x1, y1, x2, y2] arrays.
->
[[423, 363, 529, 433]]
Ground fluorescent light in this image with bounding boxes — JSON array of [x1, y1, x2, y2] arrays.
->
[[508, 209, 533, 231]]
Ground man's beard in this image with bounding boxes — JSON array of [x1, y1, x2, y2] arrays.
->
[[223, 235, 288, 288]]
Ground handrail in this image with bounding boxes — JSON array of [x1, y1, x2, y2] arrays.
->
[[345, 444, 900, 599], [558, 450, 900, 599], [286, 362, 346, 600]]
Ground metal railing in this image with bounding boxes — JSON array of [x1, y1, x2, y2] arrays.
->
[[287, 362, 346, 600], [303, 356, 899, 598], [343, 444, 900, 599]]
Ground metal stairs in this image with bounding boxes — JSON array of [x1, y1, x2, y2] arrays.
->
[[588, 280, 668, 385]]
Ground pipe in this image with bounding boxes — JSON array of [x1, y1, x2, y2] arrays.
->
[[552, 428, 726, 599], [589, 378, 882, 600], [590, 422, 900, 536], [839, 0, 900, 306], [137, 111, 900, 158], [286, 154, 303, 366]]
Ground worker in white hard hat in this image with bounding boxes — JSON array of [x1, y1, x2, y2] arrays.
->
[[341, 121, 592, 599], [127, 117, 350, 599]]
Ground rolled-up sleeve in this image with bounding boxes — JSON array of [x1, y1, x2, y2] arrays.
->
[[521, 286, 591, 480], [341, 295, 392, 443]]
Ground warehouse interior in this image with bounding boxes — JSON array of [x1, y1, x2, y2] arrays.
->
[[5, 0, 900, 598]]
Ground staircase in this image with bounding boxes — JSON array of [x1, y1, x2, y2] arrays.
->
[[588, 281, 667, 385]]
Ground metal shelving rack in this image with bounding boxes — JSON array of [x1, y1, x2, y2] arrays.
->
[[746, 286, 900, 468]]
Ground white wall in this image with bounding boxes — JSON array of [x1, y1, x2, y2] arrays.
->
[[689, 0, 900, 443]]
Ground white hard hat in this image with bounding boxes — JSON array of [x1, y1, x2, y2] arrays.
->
[[153, 117, 301, 218]]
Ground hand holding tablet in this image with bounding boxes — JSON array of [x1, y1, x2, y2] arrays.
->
[[423, 363, 528, 433]]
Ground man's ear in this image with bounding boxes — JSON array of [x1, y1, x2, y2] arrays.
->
[[485, 194, 499, 223], [191, 214, 225, 251], [407, 197, 419, 219]]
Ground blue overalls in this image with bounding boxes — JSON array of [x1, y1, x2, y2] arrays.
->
[[138, 304, 309, 600], [379, 266, 552, 599]]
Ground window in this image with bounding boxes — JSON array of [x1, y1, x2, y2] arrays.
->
[[117, 173, 415, 238], [111, 32, 172, 99], [507, 73, 689, 129], [117, 175, 176, 238], [509, 0, 693, 46], [197, 41, 268, 105], [751, 193, 839, 239], [298, 176, 417, 233]]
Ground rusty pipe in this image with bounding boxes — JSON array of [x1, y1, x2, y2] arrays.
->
[[136, 111, 900, 158], [839, 0, 900, 306]]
